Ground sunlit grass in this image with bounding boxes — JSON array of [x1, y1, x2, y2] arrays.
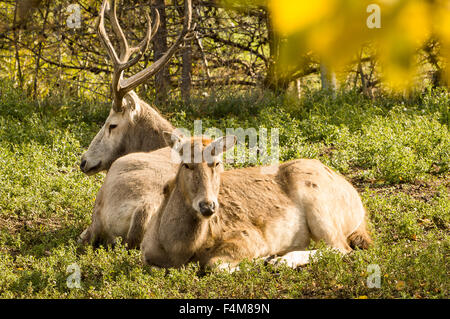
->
[[0, 83, 448, 298]]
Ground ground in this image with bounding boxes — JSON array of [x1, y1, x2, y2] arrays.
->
[[0, 83, 448, 298]]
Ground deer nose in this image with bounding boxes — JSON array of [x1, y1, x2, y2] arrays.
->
[[199, 201, 216, 217], [80, 159, 87, 171]]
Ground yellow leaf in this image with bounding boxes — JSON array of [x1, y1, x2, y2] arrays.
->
[[357, 295, 368, 299], [307, 21, 339, 57], [433, 0, 450, 42], [268, 0, 337, 35], [395, 0, 431, 44]]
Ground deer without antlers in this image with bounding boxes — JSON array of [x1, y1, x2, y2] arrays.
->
[[80, 0, 193, 175], [141, 133, 372, 270]]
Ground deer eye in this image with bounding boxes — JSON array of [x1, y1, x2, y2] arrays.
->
[[109, 124, 117, 133], [215, 161, 221, 167]]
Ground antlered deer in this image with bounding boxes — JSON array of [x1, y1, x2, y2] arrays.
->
[[80, 0, 193, 175], [141, 133, 372, 270], [78, 0, 193, 247]]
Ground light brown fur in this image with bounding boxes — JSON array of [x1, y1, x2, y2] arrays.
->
[[78, 147, 177, 248], [141, 137, 372, 269], [79, 0, 193, 246], [80, 91, 174, 175], [78, 93, 179, 248]]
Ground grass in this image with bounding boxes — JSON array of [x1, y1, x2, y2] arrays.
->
[[0, 82, 448, 298]]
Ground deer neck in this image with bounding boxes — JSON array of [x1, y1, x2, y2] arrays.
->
[[158, 181, 209, 262], [126, 100, 175, 154]]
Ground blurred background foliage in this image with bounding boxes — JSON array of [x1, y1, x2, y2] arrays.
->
[[264, 0, 450, 91], [0, 0, 448, 104]]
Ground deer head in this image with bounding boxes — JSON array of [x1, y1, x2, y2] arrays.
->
[[164, 132, 237, 218], [80, 0, 193, 175]]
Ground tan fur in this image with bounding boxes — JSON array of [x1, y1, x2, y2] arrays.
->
[[78, 147, 178, 248], [141, 139, 372, 269], [79, 0, 193, 246], [78, 92, 179, 246], [81, 0, 193, 175], [79, 93, 195, 248], [80, 91, 174, 175], [347, 217, 372, 249]]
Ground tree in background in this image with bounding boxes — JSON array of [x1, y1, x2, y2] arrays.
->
[[151, 0, 170, 104], [0, 0, 448, 102], [265, 0, 450, 91]]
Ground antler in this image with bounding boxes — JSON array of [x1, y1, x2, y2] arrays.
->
[[98, 0, 193, 112]]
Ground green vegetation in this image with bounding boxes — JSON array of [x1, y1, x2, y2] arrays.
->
[[0, 82, 448, 298]]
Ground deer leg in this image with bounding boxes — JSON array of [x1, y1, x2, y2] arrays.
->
[[328, 240, 352, 254], [78, 227, 91, 245], [78, 215, 115, 248], [265, 250, 319, 268], [304, 206, 353, 254], [125, 206, 149, 249], [78, 223, 101, 246], [204, 256, 241, 273], [311, 225, 352, 253], [216, 263, 240, 273], [141, 236, 176, 268]]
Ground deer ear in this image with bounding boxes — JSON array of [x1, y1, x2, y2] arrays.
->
[[207, 135, 237, 156], [163, 131, 184, 149], [123, 92, 139, 111]]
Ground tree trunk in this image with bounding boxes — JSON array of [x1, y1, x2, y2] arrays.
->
[[32, 2, 50, 99], [17, 0, 43, 26], [263, 10, 292, 93], [320, 63, 336, 94], [181, 39, 192, 103], [13, 1, 23, 88], [151, 0, 170, 104]]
